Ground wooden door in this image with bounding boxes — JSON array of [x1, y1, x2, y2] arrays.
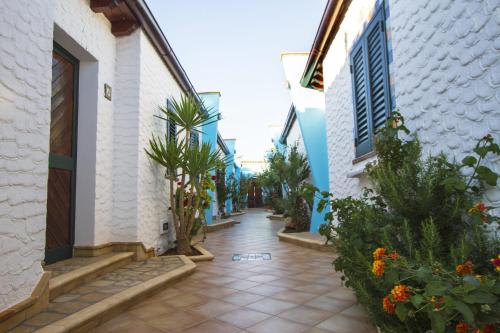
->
[[45, 44, 79, 264], [247, 180, 263, 208]]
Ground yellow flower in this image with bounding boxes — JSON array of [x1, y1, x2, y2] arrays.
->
[[372, 260, 385, 277], [373, 248, 386, 260], [391, 285, 410, 302]]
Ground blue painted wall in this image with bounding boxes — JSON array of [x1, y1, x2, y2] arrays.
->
[[281, 53, 330, 233], [224, 139, 236, 215], [200, 92, 220, 225], [294, 107, 330, 232]]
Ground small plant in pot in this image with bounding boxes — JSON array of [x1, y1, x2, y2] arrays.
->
[[145, 95, 222, 255]]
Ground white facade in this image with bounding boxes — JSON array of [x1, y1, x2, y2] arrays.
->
[[322, 0, 500, 205], [0, 0, 189, 311]]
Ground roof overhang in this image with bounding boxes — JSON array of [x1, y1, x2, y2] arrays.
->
[[91, 0, 199, 97], [300, 0, 351, 91]]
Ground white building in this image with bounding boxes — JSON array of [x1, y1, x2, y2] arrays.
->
[[299, 0, 500, 204], [0, 0, 220, 316]]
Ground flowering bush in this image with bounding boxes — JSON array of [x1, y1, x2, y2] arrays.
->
[[317, 113, 500, 332], [372, 247, 500, 332]]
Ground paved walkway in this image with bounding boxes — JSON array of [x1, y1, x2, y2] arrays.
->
[[92, 209, 376, 333]]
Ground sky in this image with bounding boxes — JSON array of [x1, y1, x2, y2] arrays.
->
[[146, 0, 327, 161]]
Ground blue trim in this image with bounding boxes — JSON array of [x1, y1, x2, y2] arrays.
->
[[349, 4, 392, 157]]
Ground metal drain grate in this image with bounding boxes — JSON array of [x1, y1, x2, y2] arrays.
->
[[232, 253, 271, 261]]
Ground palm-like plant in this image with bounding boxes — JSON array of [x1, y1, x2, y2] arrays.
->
[[145, 95, 222, 255]]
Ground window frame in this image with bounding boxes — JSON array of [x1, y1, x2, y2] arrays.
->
[[349, 5, 391, 158]]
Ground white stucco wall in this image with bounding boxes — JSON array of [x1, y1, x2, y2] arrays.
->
[[323, 0, 500, 206], [0, 0, 54, 312], [113, 31, 141, 242], [389, 0, 500, 208], [137, 30, 183, 253]]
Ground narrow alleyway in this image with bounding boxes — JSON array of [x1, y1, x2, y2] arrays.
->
[[92, 209, 376, 333]]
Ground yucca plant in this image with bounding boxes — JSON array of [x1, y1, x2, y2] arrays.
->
[[145, 95, 222, 255]]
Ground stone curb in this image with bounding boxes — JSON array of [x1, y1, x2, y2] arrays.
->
[[203, 219, 238, 233], [32, 256, 196, 333], [230, 211, 247, 217], [277, 228, 336, 253], [189, 244, 215, 262], [49, 252, 135, 300], [267, 214, 285, 221]]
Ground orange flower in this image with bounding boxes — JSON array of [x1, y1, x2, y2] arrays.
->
[[383, 296, 395, 314], [456, 321, 468, 333], [372, 260, 385, 277], [391, 284, 410, 302], [456, 261, 474, 276], [475, 203, 487, 212], [373, 248, 386, 260]]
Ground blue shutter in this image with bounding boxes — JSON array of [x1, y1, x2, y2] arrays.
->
[[366, 10, 391, 132], [350, 6, 390, 157], [189, 132, 199, 147], [166, 99, 176, 142], [350, 39, 372, 156]]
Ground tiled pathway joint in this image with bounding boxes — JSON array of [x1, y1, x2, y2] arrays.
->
[[93, 209, 376, 333]]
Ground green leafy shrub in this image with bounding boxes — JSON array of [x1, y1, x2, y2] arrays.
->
[[318, 113, 500, 332], [257, 145, 312, 230]]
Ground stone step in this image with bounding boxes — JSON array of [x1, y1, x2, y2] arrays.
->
[[9, 256, 196, 333], [48, 252, 135, 301]]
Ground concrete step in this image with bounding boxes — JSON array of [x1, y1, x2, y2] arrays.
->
[[8, 256, 196, 333], [47, 252, 135, 301]]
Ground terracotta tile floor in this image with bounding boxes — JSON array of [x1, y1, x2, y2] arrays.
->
[[92, 208, 377, 333]]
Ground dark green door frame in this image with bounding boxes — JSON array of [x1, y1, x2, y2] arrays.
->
[[45, 42, 79, 264]]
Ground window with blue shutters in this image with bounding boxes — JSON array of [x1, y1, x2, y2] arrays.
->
[[189, 131, 199, 148], [166, 99, 176, 143], [349, 6, 391, 157]]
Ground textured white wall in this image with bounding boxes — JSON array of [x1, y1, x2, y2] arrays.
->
[[137, 31, 183, 253], [323, 0, 378, 198], [389, 0, 500, 208], [112, 31, 141, 242], [0, 0, 54, 311], [323, 0, 500, 207]]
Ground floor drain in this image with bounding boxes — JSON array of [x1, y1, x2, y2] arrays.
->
[[232, 253, 271, 261]]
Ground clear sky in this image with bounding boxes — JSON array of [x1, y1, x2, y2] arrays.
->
[[145, 0, 327, 161]]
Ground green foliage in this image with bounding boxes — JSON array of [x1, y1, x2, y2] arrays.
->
[[317, 112, 500, 332], [145, 95, 222, 255], [226, 173, 250, 212], [257, 150, 286, 213], [215, 166, 227, 217], [257, 145, 312, 231]]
